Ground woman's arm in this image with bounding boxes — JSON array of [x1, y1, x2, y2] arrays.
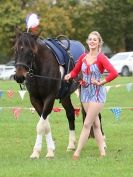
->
[[99, 53, 118, 83]]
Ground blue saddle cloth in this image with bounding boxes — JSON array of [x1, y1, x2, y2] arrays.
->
[[43, 38, 85, 67]]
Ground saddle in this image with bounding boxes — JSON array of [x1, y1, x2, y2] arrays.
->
[[44, 37, 85, 73]]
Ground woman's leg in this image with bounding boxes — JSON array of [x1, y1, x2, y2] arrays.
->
[[73, 102, 104, 158], [93, 116, 106, 156]]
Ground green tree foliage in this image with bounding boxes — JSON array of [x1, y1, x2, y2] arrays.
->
[[91, 0, 133, 52], [26, 0, 74, 38], [0, 0, 133, 62], [0, 0, 74, 61], [0, 0, 28, 61]]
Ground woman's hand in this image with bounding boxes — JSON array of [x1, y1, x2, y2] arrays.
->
[[91, 78, 106, 86], [64, 73, 71, 80]]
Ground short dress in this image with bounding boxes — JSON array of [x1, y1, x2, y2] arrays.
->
[[80, 58, 106, 103]]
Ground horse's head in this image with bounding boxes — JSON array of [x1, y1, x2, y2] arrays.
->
[[14, 29, 38, 83]]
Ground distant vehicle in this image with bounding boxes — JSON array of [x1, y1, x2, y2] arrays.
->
[[0, 65, 16, 80], [109, 52, 133, 76], [6, 59, 15, 66]]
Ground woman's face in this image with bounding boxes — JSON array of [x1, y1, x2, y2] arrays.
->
[[86, 34, 100, 50]]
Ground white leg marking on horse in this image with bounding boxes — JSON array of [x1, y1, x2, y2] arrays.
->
[[30, 116, 55, 159], [67, 130, 76, 151], [45, 132, 55, 158], [44, 117, 55, 158], [30, 116, 44, 159]]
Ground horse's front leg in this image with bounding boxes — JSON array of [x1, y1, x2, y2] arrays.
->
[[30, 96, 55, 159], [28, 97, 43, 159], [61, 96, 76, 151], [31, 115, 55, 159]]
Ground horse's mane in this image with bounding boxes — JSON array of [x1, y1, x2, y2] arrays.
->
[[14, 32, 38, 54]]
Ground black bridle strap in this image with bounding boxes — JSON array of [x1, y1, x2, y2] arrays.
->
[[15, 63, 30, 70]]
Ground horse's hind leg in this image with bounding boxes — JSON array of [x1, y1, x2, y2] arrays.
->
[[61, 96, 76, 151]]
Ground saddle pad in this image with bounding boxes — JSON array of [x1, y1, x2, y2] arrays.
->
[[61, 40, 86, 63], [44, 39, 85, 65]]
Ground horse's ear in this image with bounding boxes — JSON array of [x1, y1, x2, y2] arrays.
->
[[15, 26, 22, 37]]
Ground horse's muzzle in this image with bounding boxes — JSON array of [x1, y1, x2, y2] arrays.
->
[[14, 75, 25, 83]]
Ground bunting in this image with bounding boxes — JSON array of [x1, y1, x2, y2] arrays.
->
[[18, 90, 26, 100], [110, 107, 122, 120], [0, 106, 133, 120], [126, 83, 133, 92], [0, 81, 133, 100], [12, 107, 22, 120], [0, 90, 4, 98], [7, 89, 14, 98], [0, 82, 133, 120]]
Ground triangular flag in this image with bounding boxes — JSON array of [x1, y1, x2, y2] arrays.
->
[[0, 107, 3, 112], [74, 108, 80, 117], [105, 86, 111, 93], [126, 83, 133, 92], [0, 90, 4, 98], [110, 107, 122, 119], [12, 107, 22, 119], [30, 107, 35, 114], [115, 84, 121, 88], [18, 90, 26, 100], [75, 89, 80, 98], [52, 107, 63, 112], [128, 107, 133, 111], [7, 89, 14, 98]]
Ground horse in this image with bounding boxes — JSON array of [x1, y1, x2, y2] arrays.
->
[[14, 30, 105, 159]]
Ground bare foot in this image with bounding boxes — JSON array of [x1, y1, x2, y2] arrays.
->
[[73, 155, 79, 160], [72, 150, 80, 160]]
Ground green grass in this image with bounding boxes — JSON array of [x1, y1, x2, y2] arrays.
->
[[0, 77, 133, 177]]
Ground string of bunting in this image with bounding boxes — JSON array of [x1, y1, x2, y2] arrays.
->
[[0, 106, 80, 120], [0, 82, 133, 99], [0, 106, 133, 120], [0, 82, 133, 120]]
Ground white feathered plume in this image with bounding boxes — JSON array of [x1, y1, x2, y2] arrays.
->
[[26, 13, 40, 32]]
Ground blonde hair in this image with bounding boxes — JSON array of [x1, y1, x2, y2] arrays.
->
[[88, 31, 104, 51]]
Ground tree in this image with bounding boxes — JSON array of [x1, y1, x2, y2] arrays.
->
[[0, 0, 28, 61], [91, 0, 133, 52]]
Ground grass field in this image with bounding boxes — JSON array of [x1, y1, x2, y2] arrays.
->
[[0, 77, 133, 177]]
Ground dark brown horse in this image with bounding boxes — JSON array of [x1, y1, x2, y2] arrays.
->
[[14, 30, 104, 159]]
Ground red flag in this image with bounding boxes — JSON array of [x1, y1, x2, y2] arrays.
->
[[53, 107, 63, 112], [7, 89, 14, 98], [74, 108, 80, 117], [128, 107, 133, 111], [12, 107, 22, 119]]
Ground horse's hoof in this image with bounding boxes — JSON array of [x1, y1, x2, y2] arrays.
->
[[104, 144, 107, 149], [67, 144, 76, 151], [30, 150, 40, 159], [67, 146, 75, 151], [46, 149, 54, 159], [99, 154, 106, 159]]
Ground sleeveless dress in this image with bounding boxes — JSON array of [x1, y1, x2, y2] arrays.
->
[[80, 57, 106, 103]]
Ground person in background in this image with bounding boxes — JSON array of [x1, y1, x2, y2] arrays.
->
[[64, 31, 118, 160]]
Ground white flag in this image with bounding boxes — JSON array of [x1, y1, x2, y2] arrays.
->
[[18, 90, 26, 100]]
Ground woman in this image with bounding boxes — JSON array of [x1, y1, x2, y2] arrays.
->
[[64, 31, 118, 160]]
